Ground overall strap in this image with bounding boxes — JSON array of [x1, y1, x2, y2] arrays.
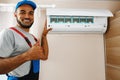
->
[[10, 27, 37, 47]]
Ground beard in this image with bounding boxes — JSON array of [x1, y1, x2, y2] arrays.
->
[[16, 18, 33, 29]]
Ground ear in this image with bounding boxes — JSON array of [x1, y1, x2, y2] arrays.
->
[[14, 12, 17, 17]]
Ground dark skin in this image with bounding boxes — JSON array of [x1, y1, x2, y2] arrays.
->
[[0, 4, 52, 74]]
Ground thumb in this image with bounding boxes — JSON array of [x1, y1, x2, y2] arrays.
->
[[34, 41, 40, 46]]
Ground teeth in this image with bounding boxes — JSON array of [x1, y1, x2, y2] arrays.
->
[[24, 20, 30, 22]]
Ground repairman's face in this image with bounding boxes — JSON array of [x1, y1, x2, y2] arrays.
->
[[14, 4, 34, 28]]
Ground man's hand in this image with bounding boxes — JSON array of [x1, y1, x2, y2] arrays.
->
[[26, 41, 45, 60], [42, 20, 52, 37]]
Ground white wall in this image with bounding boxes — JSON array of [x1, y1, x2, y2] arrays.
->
[[0, 12, 15, 31], [39, 34, 105, 80]]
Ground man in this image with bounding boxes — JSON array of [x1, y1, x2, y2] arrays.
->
[[0, 0, 51, 80]]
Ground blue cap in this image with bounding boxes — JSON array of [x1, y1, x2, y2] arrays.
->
[[15, 0, 36, 10]]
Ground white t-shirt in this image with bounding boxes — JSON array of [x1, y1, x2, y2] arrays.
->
[[0, 26, 36, 77]]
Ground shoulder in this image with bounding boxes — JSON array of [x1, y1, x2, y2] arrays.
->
[[0, 28, 15, 57], [0, 28, 13, 35], [0, 28, 15, 40]]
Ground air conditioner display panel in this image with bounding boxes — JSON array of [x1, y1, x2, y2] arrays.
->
[[49, 16, 94, 24]]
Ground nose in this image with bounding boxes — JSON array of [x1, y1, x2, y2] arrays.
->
[[25, 13, 30, 18]]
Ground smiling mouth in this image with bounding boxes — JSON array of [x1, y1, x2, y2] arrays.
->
[[24, 19, 31, 22]]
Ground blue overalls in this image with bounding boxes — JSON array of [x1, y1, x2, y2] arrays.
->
[[7, 60, 40, 80]]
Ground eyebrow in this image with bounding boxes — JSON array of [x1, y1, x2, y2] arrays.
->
[[20, 10, 25, 12], [18, 10, 34, 13]]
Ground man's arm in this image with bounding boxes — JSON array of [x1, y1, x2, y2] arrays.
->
[[0, 42, 43, 74], [0, 36, 49, 74], [41, 35, 49, 60], [40, 21, 52, 60], [0, 52, 28, 74]]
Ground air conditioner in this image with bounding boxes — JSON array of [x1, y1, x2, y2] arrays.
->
[[46, 8, 113, 33]]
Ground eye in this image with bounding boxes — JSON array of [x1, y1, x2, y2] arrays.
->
[[19, 10, 26, 14], [29, 11, 34, 15]]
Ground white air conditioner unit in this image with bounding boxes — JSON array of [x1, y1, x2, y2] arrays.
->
[[46, 8, 113, 33]]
